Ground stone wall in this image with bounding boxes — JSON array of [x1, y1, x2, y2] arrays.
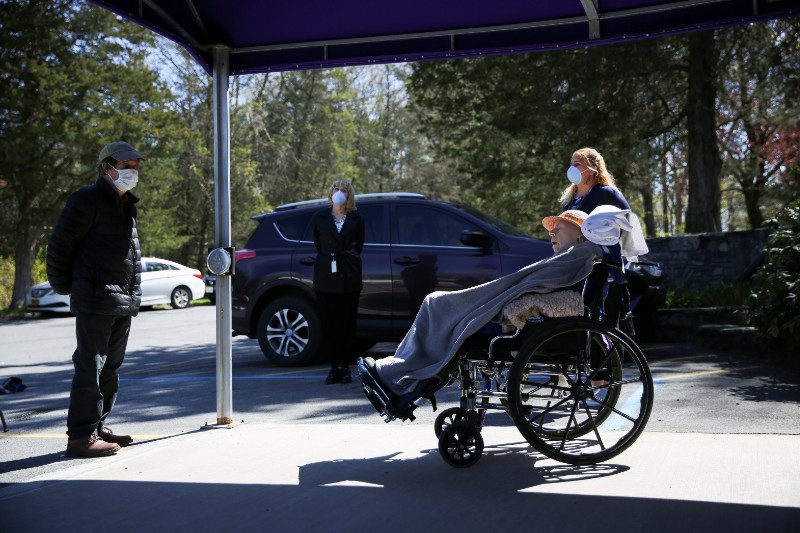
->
[[640, 228, 769, 290]]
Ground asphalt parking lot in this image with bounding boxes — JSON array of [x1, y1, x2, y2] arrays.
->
[[1, 306, 799, 531]]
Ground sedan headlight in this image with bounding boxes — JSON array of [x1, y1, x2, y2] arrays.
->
[[31, 287, 53, 298]]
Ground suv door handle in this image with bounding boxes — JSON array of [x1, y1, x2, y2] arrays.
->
[[394, 256, 420, 266], [299, 256, 316, 266]]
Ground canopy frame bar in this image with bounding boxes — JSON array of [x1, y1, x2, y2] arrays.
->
[[580, 0, 601, 39], [230, 0, 727, 56]]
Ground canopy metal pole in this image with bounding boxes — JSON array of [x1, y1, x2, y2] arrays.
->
[[212, 45, 234, 425]]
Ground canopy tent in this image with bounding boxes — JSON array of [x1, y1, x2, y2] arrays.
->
[[91, 0, 798, 75], [87, 0, 800, 425]]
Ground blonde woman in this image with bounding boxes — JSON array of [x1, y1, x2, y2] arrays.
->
[[560, 147, 630, 342], [312, 180, 365, 384], [560, 147, 630, 214]]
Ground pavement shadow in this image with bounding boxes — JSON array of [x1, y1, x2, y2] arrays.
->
[[0, 451, 67, 478], [1, 472, 796, 531], [0, 340, 413, 431], [714, 354, 800, 404], [644, 343, 800, 405], [298, 443, 629, 493], [5, 337, 800, 442], [729, 379, 800, 404], [0, 428, 207, 482]]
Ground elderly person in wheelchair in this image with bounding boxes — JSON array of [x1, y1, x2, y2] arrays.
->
[[357, 205, 653, 467]]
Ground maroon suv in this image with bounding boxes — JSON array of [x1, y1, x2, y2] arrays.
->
[[231, 193, 663, 366]]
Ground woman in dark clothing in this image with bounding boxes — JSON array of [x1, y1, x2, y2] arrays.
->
[[312, 180, 365, 384], [560, 147, 632, 384]]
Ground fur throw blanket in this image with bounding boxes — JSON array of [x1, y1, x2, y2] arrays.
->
[[501, 290, 585, 330]]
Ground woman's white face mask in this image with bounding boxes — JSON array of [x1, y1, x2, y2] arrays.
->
[[331, 190, 347, 206], [567, 165, 583, 185]]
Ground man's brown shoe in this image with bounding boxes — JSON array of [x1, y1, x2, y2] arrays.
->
[[98, 427, 133, 446], [66, 435, 120, 458]]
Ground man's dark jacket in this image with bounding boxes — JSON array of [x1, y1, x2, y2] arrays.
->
[[311, 208, 365, 293], [47, 176, 142, 316]]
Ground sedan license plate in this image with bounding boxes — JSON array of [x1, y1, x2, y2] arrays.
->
[[31, 299, 39, 307]]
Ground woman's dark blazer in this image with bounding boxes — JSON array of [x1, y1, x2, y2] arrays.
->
[[311, 208, 365, 293]]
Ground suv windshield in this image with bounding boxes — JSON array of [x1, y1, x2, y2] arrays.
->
[[454, 204, 530, 237]]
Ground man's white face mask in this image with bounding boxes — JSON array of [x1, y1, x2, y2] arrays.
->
[[110, 168, 139, 192]]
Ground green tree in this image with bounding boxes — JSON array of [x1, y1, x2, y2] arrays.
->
[[716, 19, 800, 230], [237, 69, 357, 204], [142, 40, 217, 268], [747, 204, 800, 347], [408, 23, 798, 236], [0, 0, 177, 309], [236, 66, 455, 213], [143, 40, 270, 268], [408, 39, 684, 236], [348, 65, 466, 199]]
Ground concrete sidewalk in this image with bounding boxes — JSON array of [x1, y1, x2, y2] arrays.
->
[[1, 423, 799, 532]]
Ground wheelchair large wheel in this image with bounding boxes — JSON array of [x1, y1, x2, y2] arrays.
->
[[438, 422, 484, 468], [532, 335, 623, 440], [507, 318, 653, 466]]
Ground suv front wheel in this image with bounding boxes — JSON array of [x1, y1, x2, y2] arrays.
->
[[257, 296, 321, 367]]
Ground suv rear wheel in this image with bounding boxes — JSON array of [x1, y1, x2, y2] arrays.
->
[[257, 296, 321, 367]]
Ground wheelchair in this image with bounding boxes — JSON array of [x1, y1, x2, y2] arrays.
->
[[358, 251, 654, 468]]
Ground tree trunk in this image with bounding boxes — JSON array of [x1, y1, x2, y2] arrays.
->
[[742, 186, 764, 229], [741, 131, 767, 230], [639, 186, 656, 238], [685, 31, 722, 233], [674, 172, 685, 230], [660, 142, 671, 234], [10, 229, 40, 311]]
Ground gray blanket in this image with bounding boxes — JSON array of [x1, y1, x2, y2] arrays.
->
[[375, 241, 603, 394]]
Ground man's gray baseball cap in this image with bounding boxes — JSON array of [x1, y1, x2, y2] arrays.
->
[[98, 141, 144, 163]]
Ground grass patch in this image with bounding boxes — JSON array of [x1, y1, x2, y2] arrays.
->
[[665, 282, 750, 308], [0, 254, 48, 312]]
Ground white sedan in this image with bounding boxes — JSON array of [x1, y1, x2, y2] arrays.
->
[[27, 257, 207, 313]]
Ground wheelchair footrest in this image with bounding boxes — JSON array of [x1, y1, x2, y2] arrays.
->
[[357, 357, 437, 423], [356, 358, 412, 422]]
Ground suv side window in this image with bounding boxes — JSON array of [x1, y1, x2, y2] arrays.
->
[[274, 212, 315, 242], [293, 204, 388, 244], [357, 203, 387, 244], [396, 205, 481, 247]]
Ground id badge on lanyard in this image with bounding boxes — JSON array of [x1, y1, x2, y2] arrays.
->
[[330, 253, 337, 273]]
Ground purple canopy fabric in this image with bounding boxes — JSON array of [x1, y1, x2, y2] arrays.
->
[[90, 0, 799, 75]]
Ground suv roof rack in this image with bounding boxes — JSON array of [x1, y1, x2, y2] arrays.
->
[[275, 192, 426, 211]]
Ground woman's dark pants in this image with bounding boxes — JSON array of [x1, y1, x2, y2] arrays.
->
[[315, 291, 360, 368]]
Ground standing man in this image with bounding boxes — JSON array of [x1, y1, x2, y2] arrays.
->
[[47, 141, 144, 458]]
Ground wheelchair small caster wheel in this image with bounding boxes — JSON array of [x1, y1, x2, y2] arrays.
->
[[438, 421, 484, 468], [434, 407, 464, 438]]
